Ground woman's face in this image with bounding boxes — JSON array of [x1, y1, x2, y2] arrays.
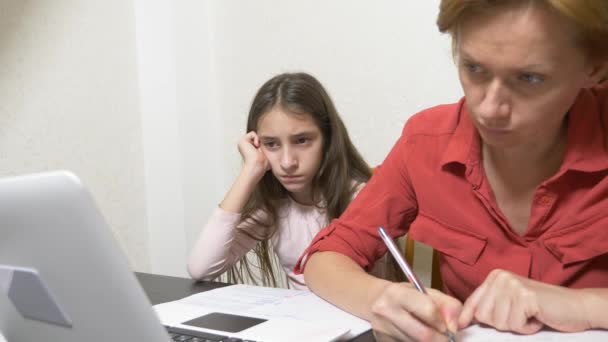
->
[[256, 106, 324, 205], [457, 4, 601, 150]]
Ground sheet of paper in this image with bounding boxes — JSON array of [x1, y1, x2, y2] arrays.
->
[[154, 284, 370, 342], [460, 324, 608, 341]]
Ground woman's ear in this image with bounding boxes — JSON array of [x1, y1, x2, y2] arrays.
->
[[599, 71, 608, 84], [586, 59, 608, 86]]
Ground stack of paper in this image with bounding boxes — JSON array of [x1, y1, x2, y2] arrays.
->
[[154, 284, 371, 342], [460, 324, 608, 341]]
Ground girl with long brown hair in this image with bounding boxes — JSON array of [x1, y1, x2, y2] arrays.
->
[[187, 72, 384, 289]]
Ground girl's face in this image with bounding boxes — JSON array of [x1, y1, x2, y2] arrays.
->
[[457, 4, 602, 151], [256, 106, 324, 205]]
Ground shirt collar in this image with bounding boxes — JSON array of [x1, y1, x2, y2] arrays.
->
[[440, 87, 608, 179], [440, 98, 483, 186], [558, 87, 608, 173]]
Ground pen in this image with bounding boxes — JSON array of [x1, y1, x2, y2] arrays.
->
[[378, 226, 456, 342]]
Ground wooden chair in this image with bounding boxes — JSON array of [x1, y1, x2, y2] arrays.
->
[[404, 235, 443, 290], [371, 167, 443, 290]]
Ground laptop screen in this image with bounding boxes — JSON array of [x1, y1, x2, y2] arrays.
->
[[0, 171, 169, 342]]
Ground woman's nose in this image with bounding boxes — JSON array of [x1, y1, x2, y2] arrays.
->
[[477, 79, 511, 127]]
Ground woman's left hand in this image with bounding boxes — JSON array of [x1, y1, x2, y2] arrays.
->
[[459, 269, 593, 334]]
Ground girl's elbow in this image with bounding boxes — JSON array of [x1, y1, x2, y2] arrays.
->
[[187, 259, 208, 280], [187, 258, 226, 281]]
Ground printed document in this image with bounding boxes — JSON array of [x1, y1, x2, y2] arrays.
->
[[460, 324, 608, 341], [153, 284, 370, 342]]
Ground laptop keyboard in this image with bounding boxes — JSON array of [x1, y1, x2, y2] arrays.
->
[[166, 326, 259, 342]]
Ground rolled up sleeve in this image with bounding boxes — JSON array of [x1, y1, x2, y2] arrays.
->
[[295, 121, 419, 274]]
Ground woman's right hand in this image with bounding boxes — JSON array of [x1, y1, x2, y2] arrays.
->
[[238, 131, 270, 181], [370, 282, 462, 341]]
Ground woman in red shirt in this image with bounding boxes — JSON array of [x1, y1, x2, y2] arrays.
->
[[297, 0, 608, 340]]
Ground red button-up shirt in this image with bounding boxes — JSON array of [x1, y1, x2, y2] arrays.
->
[[295, 83, 608, 301]]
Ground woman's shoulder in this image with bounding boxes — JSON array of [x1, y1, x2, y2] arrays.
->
[[402, 98, 465, 137]]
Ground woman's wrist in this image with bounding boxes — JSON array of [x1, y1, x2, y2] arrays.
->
[[580, 288, 608, 329]]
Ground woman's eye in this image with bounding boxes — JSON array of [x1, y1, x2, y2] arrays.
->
[[519, 73, 544, 84], [263, 142, 278, 149]]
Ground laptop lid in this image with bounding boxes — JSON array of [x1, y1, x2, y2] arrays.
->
[[0, 171, 169, 342]]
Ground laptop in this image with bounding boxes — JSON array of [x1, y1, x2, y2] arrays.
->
[[0, 171, 350, 342], [0, 171, 256, 341]]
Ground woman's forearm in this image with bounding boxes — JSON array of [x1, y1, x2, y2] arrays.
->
[[304, 251, 392, 321], [581, 288, 608, 329]]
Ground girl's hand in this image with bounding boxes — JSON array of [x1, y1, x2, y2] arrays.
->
[[459, 269, 593, 334], [237, 131, 270, 181], [371, 282, 461, 341]]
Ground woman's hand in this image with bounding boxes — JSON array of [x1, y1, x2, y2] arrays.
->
[[237, 131, 270, 181], [371, 282, 461, 341], [459, 269, 593, 334]]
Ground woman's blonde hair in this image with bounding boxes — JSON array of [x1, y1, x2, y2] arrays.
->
[[437, 0, 608, 69], [227, 72, 372, 287]]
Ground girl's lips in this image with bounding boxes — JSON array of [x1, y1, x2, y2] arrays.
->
[[281, 175, 303, 182]]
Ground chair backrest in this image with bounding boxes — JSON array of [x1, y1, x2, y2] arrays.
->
[[372, 167, 443, 290], [404, 235, 443, 290]]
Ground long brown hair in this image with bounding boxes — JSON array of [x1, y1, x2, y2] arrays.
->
[[227, 72, 371, 286]]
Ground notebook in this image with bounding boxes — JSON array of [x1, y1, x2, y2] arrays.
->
[[154, 284, 370, 341]]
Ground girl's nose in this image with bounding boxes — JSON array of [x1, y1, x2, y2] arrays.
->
[[280, 148, 298, 171]]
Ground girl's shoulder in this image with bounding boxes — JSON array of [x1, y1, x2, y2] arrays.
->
[[352, 180, 367, 199]]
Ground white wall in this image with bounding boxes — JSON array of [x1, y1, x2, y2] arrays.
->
[[1, 0, 462, 277], [134, 0, 189, 276], [208, 1, 461, 169], [0, 0, 149, 270]]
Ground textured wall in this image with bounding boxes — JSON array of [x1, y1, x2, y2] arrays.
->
[[0, 1, 148, 270], [0, 0, 462, 279]]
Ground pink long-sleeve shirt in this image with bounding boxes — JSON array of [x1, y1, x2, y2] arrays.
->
[[189, 188, 390, 290]]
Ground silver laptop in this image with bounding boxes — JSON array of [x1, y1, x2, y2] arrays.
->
[[0, 171, 173, 342]]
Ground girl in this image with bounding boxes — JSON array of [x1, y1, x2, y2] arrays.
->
[[187, 72, 385, 290]]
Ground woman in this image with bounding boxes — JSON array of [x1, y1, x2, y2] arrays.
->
[[297, 1, 608, 340]]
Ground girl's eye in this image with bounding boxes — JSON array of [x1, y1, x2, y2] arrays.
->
[[263, 141, 278, 149], [519, 73, 544, 84], [296, 137, 309, 144]]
